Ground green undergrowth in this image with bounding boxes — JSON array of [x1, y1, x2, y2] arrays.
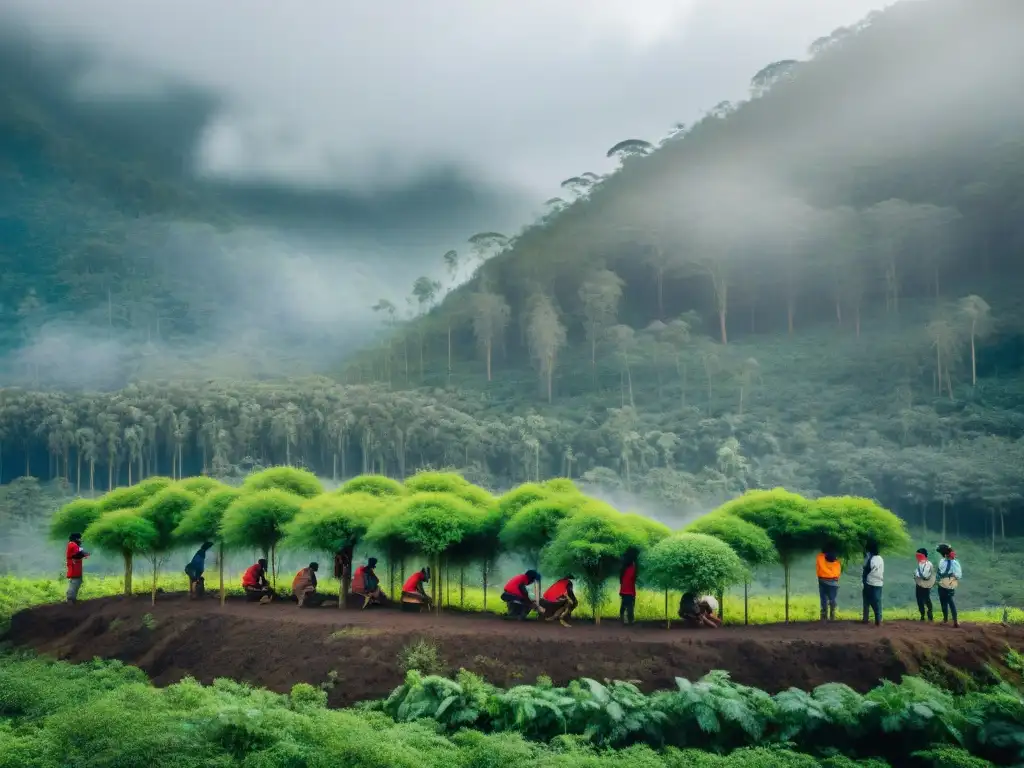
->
[[2, 653, 1018, 768]]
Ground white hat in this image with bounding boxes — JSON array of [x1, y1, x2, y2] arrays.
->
[[699, 595, 719, 612]]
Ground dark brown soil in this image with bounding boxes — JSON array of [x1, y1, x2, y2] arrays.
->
[[6, 594, 1023, 707]]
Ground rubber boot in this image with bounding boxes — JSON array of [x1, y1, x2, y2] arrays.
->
[[819, 609, 827, 622], [829, 605, 836, 622]]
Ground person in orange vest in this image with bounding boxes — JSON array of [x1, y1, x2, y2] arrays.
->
[[65, 533, 91, 604], [501, 569, 540, 619], [351, 557, 385, 608], [619, 548, 639, 625], [242, 558, 275, 603], [539, 574, 577, 626], [816, 546, 842, 621], [401, 566, 432, 610], [292, 562, 330, 607]]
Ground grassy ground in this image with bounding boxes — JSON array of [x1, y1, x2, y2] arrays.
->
[[3, 572, 1020, 631]]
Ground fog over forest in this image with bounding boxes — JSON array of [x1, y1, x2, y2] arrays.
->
[[1, 0, 1023, 576]]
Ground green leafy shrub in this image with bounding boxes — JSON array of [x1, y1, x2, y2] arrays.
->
[[97, 477, 174, 513], [220, 489, 304, 583], [83, 509, 157, 594], [175, 476, 227, 497], [338, 473, 408, 498], [398, 639, 447, 676], [641, 534, 746, 625], [49, 498, 102, 542], [241, 466, 324, 498]]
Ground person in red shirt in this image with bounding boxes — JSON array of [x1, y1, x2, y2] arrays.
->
[[241, 559, 275, 603], [401, 567, 432, 611], [351, 557, 385, 608], [619, 548, 639, 625], [65, 533, 90, 604], [539, 574, 577, 627], [501, 569, 540, 619]]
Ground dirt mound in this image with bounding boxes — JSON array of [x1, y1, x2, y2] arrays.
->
[[7, 594, 1023, 706]]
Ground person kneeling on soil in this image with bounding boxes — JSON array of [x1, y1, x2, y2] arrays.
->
[[539, 574, 577, 627], [352, 558, 385, 608], [680, 592, 721, 628], [293, 562, 332, 607], [242, 559, 275, 603], [501, 570, 541, 619], [401, 567, 432, 611], [185, 542, 214, 599]]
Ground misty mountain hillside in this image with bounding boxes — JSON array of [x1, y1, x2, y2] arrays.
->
[[0, 29, 529, 388], [1, 0, 1023, 547]]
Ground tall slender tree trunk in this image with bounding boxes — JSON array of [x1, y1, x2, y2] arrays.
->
[[447, 323, 452, 385], [719, 310, 727, 345], [970, 321, 977, 386], [219, 543, 226, 607], [151, 558, 158, 605], [123, 552, 133, 595], [485, 340, 492, 381], [784, 561, 791, 623], [89, 460, 95, 494], [665, 588, 670, 629], [835, 300, 842, 325], [76, 452, 82, 494], [855, 305, 861, 338]]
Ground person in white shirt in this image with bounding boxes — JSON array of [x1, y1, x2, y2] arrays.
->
[[914, 548, 935, 621], [935, 542, 962, 628], [861, 539, 884, 626]]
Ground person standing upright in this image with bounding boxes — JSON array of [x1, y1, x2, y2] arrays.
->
[[935, 543, 962, 628], [816, 546, 841, 621], [861, 539, 884, 626], [65, 533, 90, 604], [619, 548, 639, 626], [914, 548, 935, 621]]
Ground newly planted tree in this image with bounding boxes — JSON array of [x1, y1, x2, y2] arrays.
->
[[716, 488, 820, 622], [174, 487, 242, 605], [83, 509, 157, 595], [542, 506, 647, 624], [49, 498, 101, 542], [642, 533, 746, 627], [814, 496, 910, 561], [242, 466, 324, 499], [220, 489, 305, 586], [685, 513, 777, 624], [283, 492, 386, 607], [137, 487, 198, 604], [500, 495, 594, 574], [367, 492, 480, 613]]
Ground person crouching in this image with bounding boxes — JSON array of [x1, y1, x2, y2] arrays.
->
[[501, 570, 540, 619], [401, 567, 432, 611], [242, 558, 275, 603], [293, 562, 332, 607], [185, 542, 214, 599], [539, 574, 578, 627], [680, 592, 721, 628]]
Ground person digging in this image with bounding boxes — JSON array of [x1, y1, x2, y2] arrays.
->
[[401, 567, 432, 612], [501, 569, 541, 620], [351, 557, 385, 608], [242, 558, 276, 603], [292, 562, 333, 607], [185, 542, 214, 600], [539, 574, 578, 627], [680, 592, 721, 628]]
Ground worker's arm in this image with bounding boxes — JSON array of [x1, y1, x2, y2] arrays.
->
[[310, 571, 318, 589], [566, 584, 578, 605], [71, 550, 89, 559]]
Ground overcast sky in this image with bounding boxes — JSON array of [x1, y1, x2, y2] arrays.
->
[[6, 0, 886, 201]]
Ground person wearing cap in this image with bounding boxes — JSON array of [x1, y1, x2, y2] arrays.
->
[[242, 558, 275, 603], [65, 533, 90, 605], [680, 592, 721, 628], [935, 543, 962, 627], [185, 542, 214, 599], [914, 548, 935, 621], [501, 569, 541, 619], [539, 574, 578, 626], [815, 545, 842, 622], [351, 557, 385, 608], [292, 562, 331, 607], [401, 566, 432, 610]]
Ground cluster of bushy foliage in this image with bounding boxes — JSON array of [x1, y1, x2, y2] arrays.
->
[[0, 653, 1013, 768], [49, 469, 908, 625], [378, 667, 1024, 765]]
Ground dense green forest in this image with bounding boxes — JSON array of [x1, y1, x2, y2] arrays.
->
[[1, 0, 1023, 541]]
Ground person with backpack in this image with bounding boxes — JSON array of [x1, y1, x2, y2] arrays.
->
[[914, 548, 935, 621], [861, 539, 884, 626], [935, 543, 962, 627]]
